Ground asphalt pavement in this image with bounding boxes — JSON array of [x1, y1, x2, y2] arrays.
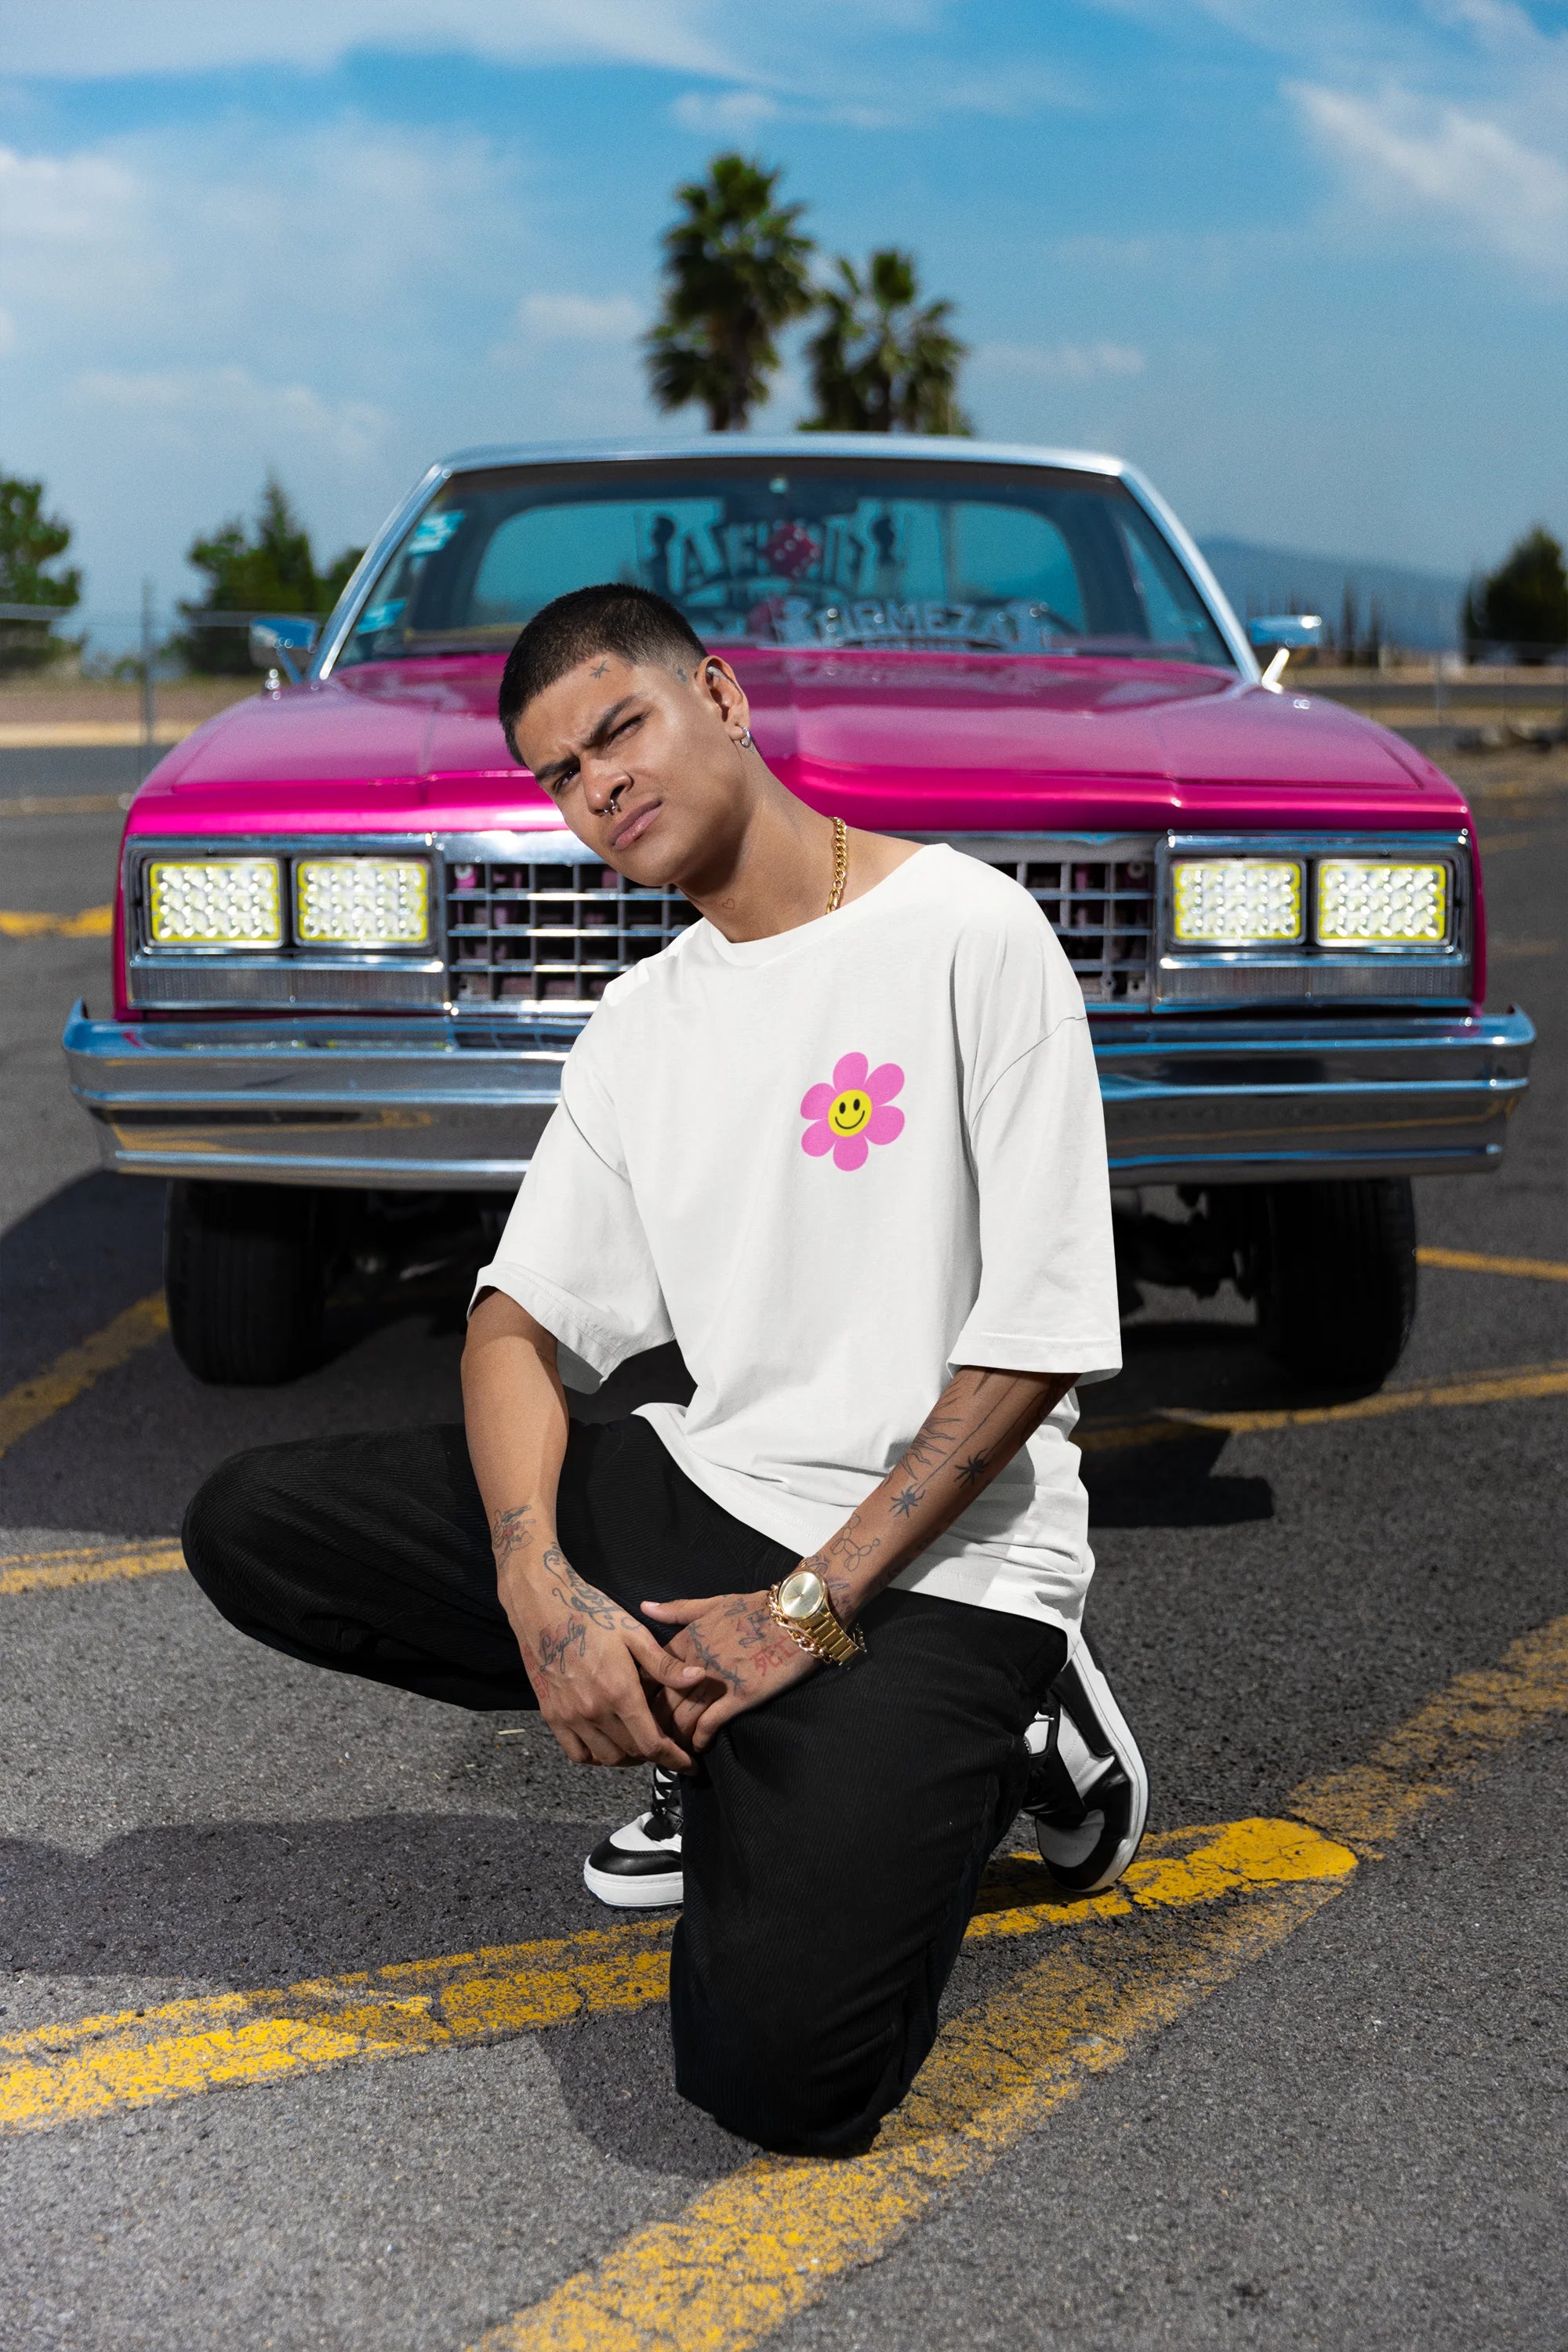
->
[[2, 745, 1564, 2352]]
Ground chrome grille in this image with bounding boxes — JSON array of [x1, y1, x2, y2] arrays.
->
[[960, 837, 1156, 1005], [442, 836, 1156, 1010], [445, 855, 698, 1006]]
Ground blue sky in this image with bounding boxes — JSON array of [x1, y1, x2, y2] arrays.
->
[[3, 0, 1566, 619]]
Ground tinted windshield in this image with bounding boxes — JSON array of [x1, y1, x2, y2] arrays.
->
[[336, 459, 1233, 670]]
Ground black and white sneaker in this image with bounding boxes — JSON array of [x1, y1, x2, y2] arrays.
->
[[1025, 1635, 1148, 1895], [583, 1766, 684, 1907]]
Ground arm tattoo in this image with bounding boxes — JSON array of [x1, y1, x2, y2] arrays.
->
[[905, 1403, 964, 1472], [954, 1451, 991, 1490], [490, 1501, 535, 1569]]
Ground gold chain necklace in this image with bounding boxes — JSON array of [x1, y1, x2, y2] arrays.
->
[[825, 816, 849, 914]]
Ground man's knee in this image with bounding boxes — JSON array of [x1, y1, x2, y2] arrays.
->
[[670, 1935, 915, 2157]]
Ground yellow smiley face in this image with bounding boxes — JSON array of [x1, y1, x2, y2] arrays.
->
[[829, 1088, 871, 1136]]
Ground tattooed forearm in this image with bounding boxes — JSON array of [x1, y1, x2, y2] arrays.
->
[[785, 1367, 1078, 1626], [495, 1516, 637, 1645], [490, 1501, 536, 1569], [904, 1403, 964, 1472], [800, 1511, 883, 1611]]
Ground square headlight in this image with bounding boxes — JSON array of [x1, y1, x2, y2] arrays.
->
[[1317, 860, 1448, 946], [1171, 858, 1304, 946], [296, 858, 430, 948], [147, 858, 282, 946]]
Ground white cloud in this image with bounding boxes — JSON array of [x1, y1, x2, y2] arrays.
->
[[978, 340, 1148, 383], [1, 0, 727, 78], [71, 367, 389, 465], [670, 86, 783, 132], [516, 292, 644, 342], [1293, 81, 1568, 279]]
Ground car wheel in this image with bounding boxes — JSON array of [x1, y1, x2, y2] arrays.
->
[[164, 1180, 328, 1385], [1257, 1177, 1417, 1388]]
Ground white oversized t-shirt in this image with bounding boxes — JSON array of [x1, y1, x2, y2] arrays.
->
[[473, 843, 1123, 1633]]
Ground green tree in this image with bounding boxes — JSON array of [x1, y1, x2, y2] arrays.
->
[[1464, 525, 1568, 662], [644, 154, 815, 431], [0, 472, 82, 674], [802, 249, 971, 435], [175, 476, 363, 674]]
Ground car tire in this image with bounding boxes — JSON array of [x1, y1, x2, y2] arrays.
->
[[1257, 1177, 1417, 1388], [164, 1180, 328, 1386]]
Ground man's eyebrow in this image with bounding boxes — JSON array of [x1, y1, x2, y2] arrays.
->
[[528, 695, 641, 790]]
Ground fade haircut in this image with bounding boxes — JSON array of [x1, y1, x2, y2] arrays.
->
[[497, 584, 708, 761]]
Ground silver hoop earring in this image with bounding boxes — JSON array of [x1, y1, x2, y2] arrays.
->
[[738, 728, 753, 750]]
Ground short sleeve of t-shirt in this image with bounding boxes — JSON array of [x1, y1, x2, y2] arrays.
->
[[470, 1033, 672, 1391], [947, 874, 1123, 1385]]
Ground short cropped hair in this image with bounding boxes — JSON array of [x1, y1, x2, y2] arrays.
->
[[497, 584, 707, 760]]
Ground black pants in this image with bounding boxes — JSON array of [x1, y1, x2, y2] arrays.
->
[[182, 1417, 1065, 2156]]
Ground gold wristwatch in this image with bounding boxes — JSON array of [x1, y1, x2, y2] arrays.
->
[[768, 1567, 866, 1667]]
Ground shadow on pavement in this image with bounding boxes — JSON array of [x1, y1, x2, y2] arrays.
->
[[1082, 1428, 1274, 1528], [0, 1813, 612, 1983], [0, 1172, 164, 1386]]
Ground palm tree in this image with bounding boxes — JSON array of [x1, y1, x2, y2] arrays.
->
[[644, 155, 815, 432], [803, 249, 972, 435]]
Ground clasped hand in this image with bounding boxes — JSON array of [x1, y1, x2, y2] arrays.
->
[[506, 1555, 815, 1771]]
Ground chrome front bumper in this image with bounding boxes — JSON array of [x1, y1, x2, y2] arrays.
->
[[63, 1004, 1534, 1191]]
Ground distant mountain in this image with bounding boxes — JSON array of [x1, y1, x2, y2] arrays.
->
[[1198, 535, 1467, 652]]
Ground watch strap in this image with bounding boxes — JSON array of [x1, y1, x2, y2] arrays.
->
[[768, 1581, 866, 1667]]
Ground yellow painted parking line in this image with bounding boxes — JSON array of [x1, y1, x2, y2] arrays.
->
[[0, 720, 198, 749], [0, 1918, 676, 2137], [0, 903, 111, 937], [0, 1292, 169, 1458], [469, 1613, 1568, 2352], [1289, 1609, 1568, 1856], [1077, 1355, 1568, 1454], [1486, 938, 1558, 958], [0, 1542, 185, 1597], [0, 793, 134, 818], [1417, 1244, 1568, 1282], [473, 1889, 1339, 2352], [0, 1818, 1346, 2139]]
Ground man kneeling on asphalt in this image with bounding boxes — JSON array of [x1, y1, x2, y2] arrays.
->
[[183, 583, 1148, 2157]]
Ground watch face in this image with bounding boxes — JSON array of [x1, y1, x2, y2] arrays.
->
[[777, 1568, 826, 1621]]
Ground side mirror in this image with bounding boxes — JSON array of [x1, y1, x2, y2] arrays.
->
[[1247, 614, 1323, 652], [249, 614, 321, 685]]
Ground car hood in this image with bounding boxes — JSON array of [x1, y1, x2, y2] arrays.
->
[[129, 648, 1467, 839]]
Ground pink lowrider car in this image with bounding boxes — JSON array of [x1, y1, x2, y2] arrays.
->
[[64, 437, 1533, 1387]]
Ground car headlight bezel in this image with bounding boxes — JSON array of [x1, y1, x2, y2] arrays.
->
[[136, 845, 435, 956], [1155, 831, 1470, 1006]]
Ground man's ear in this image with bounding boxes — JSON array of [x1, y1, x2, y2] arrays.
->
[[699, 655, 748, 734]]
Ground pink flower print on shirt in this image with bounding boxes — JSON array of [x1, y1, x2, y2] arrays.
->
[[800, 1052, 906, 1172]]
